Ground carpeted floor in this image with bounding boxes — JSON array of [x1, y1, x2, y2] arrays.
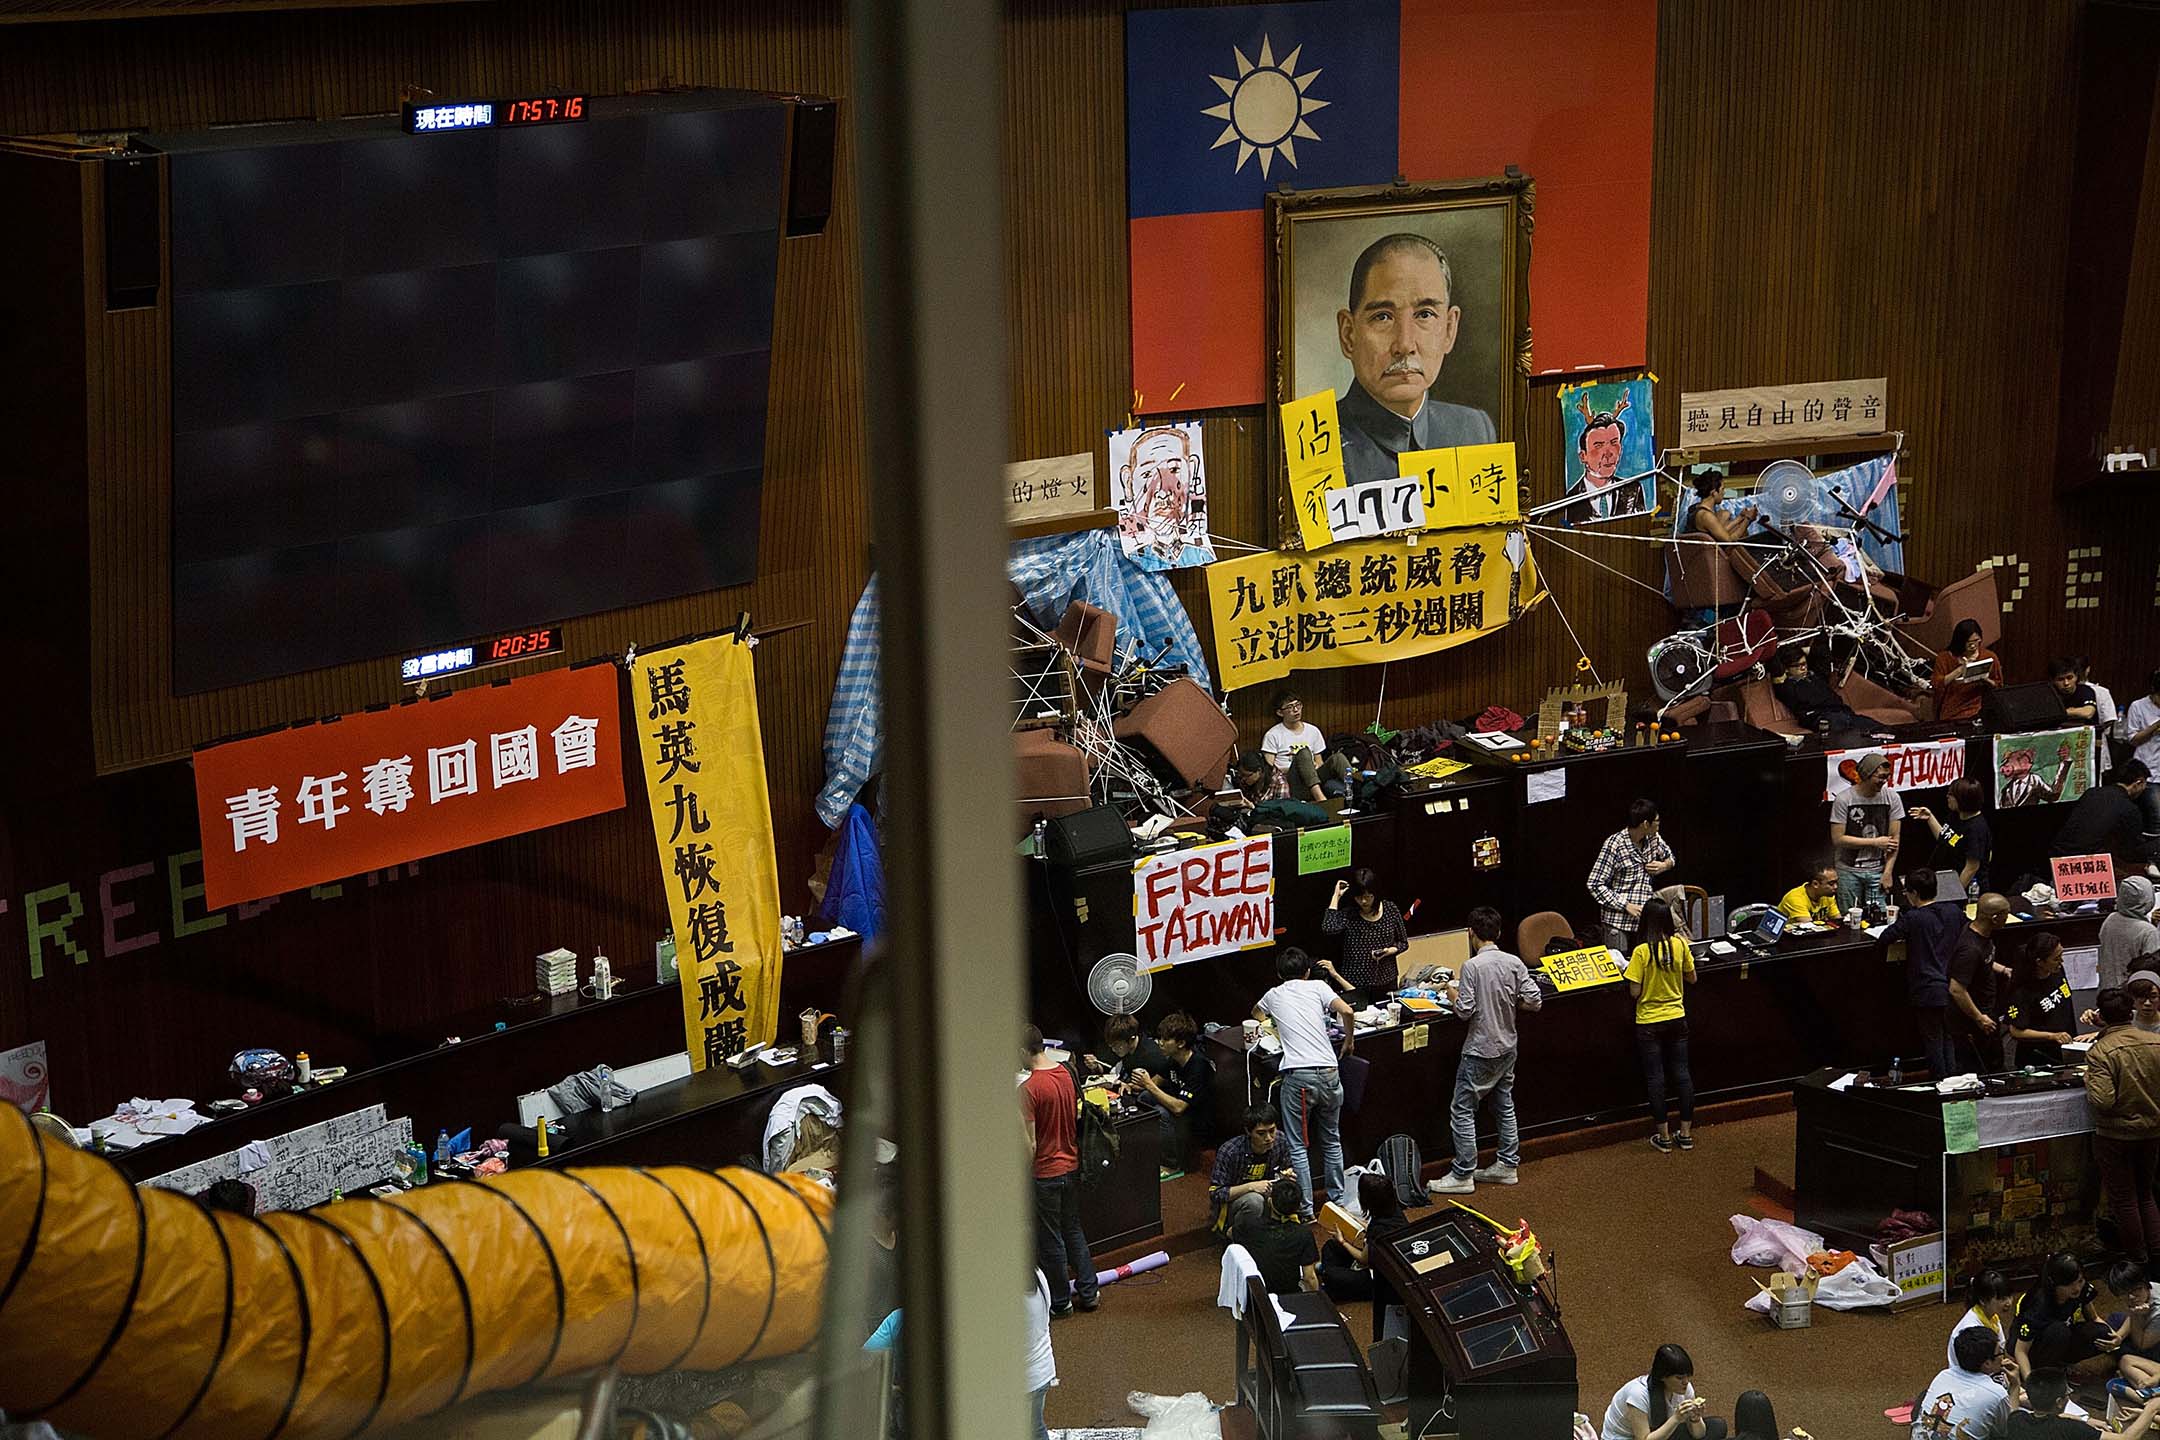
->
[[1047, 1109, 1946, 1436]]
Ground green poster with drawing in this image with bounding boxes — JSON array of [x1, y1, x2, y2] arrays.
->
[[1992, 727, 2095, 808]]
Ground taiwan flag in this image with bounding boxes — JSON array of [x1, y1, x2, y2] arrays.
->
[[1127, 0, 1655, 413]]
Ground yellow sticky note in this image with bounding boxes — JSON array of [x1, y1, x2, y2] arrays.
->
[[1399, 448, 1461, 529], [1451, 442, 1521, 525], [1281, 389, 1345, 550]]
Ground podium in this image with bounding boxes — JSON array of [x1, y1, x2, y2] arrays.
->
[[1371, 1212, 1576, 1440]]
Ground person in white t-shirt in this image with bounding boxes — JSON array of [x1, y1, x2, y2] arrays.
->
[[1261, 691, 1333, 803], [1602, 1343, 1722, 1440], [1914, 1326, 2020, 1439], [1950, 1270, 2017, 1374], [2121, 670, 2160, 837], [1255, 946, 1355, 1217], [1024, 1267, 1056, 1440]]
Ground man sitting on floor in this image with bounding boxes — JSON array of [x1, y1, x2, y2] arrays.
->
[[1232, 1174, 1319, 1295], [2021, 1364, 2160, 1438], [1208, 1106, 1292, 1236], [1914, 1326, 2021, 1439]]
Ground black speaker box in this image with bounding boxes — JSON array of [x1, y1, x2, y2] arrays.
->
[[103, 153, 160, 311], [1984, 681, 2068, 731], [784, 97, 836, 237], [1044, 804, 1132, 868]]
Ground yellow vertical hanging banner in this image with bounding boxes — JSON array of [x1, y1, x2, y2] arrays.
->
[[634, 634, 784, 1070]]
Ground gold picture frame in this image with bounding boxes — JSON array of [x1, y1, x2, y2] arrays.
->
[[1267, 176, 1534, 546]]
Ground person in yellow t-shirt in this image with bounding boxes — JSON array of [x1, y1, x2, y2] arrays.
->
[[1625, 898, 1699, 1153], [1777, 865, 1844, 927]]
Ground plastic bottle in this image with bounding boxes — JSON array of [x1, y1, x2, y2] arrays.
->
[[1888, 1056, 1904, 1086], [434, 1128, 452, 1165], [295, 1051, 312, 1085], [535, 1119, 550, 1159]]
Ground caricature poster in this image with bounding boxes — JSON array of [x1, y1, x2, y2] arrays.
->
[[1110, 421, 1215, 570], [1994, 728, 2097, 809], [1557, 374, 1656, 525]]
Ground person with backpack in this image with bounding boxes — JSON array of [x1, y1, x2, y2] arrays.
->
[[1256, 946, 1356, 1217], [1020, 1024, 1098, 1316]]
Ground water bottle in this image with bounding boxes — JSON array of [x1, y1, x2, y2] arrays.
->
[[1888, 1056, 1904, 1086], [434, 1128, 452, 1165]]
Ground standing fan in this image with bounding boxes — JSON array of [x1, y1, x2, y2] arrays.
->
[[1753, 459, 1823, 531], [1086, 952, 1154, 1015]]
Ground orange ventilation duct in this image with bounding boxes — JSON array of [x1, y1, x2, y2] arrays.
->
[[0, 1104, 833, 1438]]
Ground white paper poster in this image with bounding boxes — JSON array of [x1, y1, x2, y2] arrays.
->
[[0, 1042, 48, 1115], [1822, 739, 1967, 801], [1109, 421, 1215, 570], [1132, 835, 1275, 970]]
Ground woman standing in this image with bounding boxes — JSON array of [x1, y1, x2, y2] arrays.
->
[[2004, 936, 2078, 1068], [1601, 1343, 1725, 1440], [1930, 619, 2000, 723], [1626, 899, 1700, 1153], [1321, 868, 1411, 996], [1910, 777, 1993, 895]]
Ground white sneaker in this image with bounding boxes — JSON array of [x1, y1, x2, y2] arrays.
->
[[1472, 1164, 1519, 1185], [1428, 1173, 1475, 1195]]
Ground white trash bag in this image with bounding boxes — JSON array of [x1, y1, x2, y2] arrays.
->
[[1813, 1257, 1901, 1310], [1127, 1390, 1221, 1440], [1728, 1214, 1823, 1275]]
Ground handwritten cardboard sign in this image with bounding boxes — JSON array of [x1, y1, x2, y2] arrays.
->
[[1677, 378, 1887, 448], [1133, 835, 1275, 970], [1326, 476, 1425, 542], [1540, 943, 1623, 993], [2052, 854, 2117, 904]]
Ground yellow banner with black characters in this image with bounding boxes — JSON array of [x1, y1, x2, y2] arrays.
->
[[634, 635, 784, 1070], [1205, 527, 1543, 692]]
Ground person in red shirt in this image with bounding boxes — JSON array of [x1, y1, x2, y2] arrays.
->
[[1021, 1025, 1098, 1315]]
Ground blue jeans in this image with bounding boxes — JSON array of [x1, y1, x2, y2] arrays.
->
[[1030, 1385, 1050, 1439], [1836, 864, 1884, 918], [1449, 1049, 1520, 1176], [1033, 1173, 1096, 1308], [1279, 1067, 1344, 1213], [1636, 1019, 1694, 1131]]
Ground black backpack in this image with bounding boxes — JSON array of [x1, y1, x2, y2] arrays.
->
[[1061, 1058, 1121, 1190], [1076, 1090, 1120, 1190]]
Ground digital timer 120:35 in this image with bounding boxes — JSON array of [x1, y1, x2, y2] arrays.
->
[[490, 630, 559, 662]]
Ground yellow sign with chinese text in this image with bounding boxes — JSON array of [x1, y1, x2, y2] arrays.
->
[[633, 635, 785, 1070], [1282, 389, 1347, 551], [1205, 528, 1542, 691], [1399, 443, 1521, 531], [1541, 943, 1623, 993]]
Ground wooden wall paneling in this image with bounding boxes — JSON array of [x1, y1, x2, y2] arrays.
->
[[1, 0, 867, 893]]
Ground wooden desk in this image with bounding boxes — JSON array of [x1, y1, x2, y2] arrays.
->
[[540, 1054, 848, 1170], [115, 935, 862, 1180], [1079, 1105, 1164, 1253], [1208, 913, 2102, 1168]]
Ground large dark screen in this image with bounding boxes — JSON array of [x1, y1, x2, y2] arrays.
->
[[159, 93, 787, 693]]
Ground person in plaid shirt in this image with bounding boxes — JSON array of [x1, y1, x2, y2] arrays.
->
[[1587, 798, 1677, 951], [1209, 1106, 1291, 1235]]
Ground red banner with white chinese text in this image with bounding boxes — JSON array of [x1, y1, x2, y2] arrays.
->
[[192, 663, 626, 909]]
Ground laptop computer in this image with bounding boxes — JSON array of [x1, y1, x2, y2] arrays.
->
[[1739, 908, 1787, 953]]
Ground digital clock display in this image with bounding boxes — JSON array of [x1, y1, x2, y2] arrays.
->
[[401, 626, 563, 682], [402, 94, 589, 135]]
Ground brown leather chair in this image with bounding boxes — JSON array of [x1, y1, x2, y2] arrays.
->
[[1664, 532, 1752, 610], [1899, 566, 2002, 657], [1054, 600, 1118, 689], [1013, 728, 1091, 832], [1114, 676, 1237, 791], [1517, 911, 1576, 961]]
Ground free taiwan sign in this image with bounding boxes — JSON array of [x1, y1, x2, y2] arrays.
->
[[192, 662, 626, 909], [1133, 835, 1276, 970]]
